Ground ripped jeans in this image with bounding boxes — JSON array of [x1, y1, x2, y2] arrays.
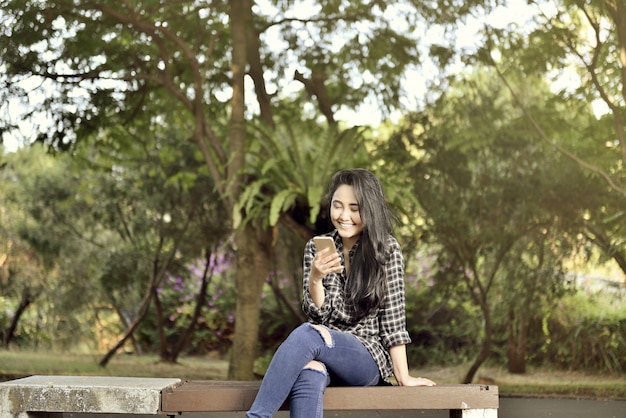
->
[[246, 323, 381, 418]]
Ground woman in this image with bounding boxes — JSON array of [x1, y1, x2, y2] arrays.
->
[[246, 168, 435, 418]]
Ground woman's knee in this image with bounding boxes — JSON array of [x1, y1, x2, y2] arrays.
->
[[290, 323, 333, 347], [304, 360, 326, 372], [310, 324, 333, 346]]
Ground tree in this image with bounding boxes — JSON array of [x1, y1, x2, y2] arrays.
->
[[69, 123, 229, 365], [381, 67, 595, 382], [477, 0, 626, 278], [0, 145, 103, 349], [498, 227, 575, 373], [0, 117, 230, 356], [0, 0, 493, 378]]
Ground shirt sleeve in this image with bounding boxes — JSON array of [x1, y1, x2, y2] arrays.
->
[[379, 237, 411, 349]]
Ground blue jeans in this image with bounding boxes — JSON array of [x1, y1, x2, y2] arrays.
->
[[246, 323, 381, 418]]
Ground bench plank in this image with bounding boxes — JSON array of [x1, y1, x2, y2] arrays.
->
[[160, 380, 499, 413]]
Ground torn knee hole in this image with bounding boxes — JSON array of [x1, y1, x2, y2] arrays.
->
[[304, 360, 326, 373], [311, 324, 333, 346]]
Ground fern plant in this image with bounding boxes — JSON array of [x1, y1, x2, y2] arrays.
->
[[234, 110, 370, 231]]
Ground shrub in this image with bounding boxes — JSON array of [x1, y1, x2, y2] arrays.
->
[[404, 269, 480, 367], [138, 253, 237, 355], [536, 291, 626, 373]]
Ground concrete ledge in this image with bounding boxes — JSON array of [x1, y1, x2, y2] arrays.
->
[[0, 375, 181, 417]]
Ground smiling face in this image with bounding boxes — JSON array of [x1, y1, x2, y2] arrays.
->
[[330, 184, 364, 249]]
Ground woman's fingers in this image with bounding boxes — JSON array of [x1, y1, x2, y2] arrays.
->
[[315, 248, 342, 275]]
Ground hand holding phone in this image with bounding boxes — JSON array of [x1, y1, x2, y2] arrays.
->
[[312, 236, 342, 278]]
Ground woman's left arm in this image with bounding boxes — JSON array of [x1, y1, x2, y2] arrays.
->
[[381, 238, 435, 386], [389, 344, 436, 386]]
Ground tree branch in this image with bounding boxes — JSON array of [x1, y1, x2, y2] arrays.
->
[[490, 57, 626, 200], [294, 70, 336, 125]]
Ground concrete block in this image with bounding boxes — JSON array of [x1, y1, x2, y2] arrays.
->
[[0, 375, 181, 417]]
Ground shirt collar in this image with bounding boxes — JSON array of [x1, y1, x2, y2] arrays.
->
[[331, 229, 360, 255]]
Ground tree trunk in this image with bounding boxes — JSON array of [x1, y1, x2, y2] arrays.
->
[[99, 285, 154, 367], [99, 234, 182, 367], [228, 224, 273, 379], [507, 307, 527, 374], [3, 288, 32, 347], [462, 296, 493, 384], [154, 288, 171, 362], [226, 0, 271, 380], [170, 250, 213, 363], [113, 305, 142, 354]]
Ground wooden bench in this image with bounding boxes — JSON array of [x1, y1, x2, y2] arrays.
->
[[0, 375, 499, 417], [160, 380, 499, 418]]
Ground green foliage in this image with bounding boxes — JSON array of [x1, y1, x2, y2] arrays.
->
[[405, 283, 481, 367], [258, 271, 304, 349], [377, 65, 617, 381], [0, 117, 229, 352], [0, 0, 477, 150], [1, 0, 625, 379], [0, 0, 233, 149], [476, 0, 626, 228], [0, 145, 106, 349], [236, 110, 370, 231], [100, 249, 152, 309], [138, 254, 237, 355], [539, 291, 626, 373]]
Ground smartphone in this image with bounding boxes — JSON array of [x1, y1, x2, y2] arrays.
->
[[313, 236, 337, 254]]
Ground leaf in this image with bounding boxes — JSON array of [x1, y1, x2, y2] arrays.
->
[[232, 204, 242, 229], [307, 185, 324, 224], [602, 211, 624, 225], [269, 189, 295, 226]]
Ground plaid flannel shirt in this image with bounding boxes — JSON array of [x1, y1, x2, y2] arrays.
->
[[302, 230, 411, 380]]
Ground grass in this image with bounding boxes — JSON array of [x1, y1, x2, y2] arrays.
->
[[418, 364, 626, 400], [0, 350, 228, 381], [1, 350, 625, 400]]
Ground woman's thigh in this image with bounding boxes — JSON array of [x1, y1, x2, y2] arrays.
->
[[312, 325, 380, 386]]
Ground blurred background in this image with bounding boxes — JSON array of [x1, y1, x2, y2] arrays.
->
[[0, 0, 624, 392]]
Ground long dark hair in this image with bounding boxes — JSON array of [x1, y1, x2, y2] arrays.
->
[[327, 169, 394, 318]]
